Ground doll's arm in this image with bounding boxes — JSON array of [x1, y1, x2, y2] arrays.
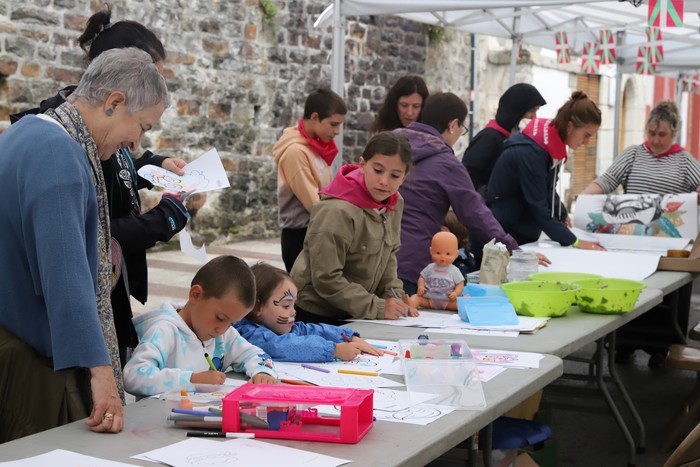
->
[[449, 280, 465, 300], [416, 275, 427, 296]]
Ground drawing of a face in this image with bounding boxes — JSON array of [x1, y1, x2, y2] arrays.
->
[[257, 278, 297, 335]]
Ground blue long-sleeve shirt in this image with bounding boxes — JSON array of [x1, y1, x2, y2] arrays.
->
[[234, 318, 360, 362]]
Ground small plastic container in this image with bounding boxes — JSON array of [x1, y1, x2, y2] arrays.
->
[[163, 385, 230, 413], [399, 338, 485, 410], [507, 250, 539, 282], [222, 384, 373, 443]]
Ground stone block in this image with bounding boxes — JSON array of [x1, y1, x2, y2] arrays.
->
[[63, 13, 87, 31], [21, 62, 40, 78], [0, 58, 18, 76], [202, 37, 229, 56], [46, 66, 82, 84], [245, 23, 257, 40]]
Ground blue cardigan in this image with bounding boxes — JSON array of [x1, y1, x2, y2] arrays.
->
[[234, 318, 360, 362], [0, 116, 110, 370]]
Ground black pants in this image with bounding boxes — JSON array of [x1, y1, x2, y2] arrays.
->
[[294, 306, 346, 326], [281, 227, 307, 273]]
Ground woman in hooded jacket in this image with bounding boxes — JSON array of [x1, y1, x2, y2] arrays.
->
[[462, 83, 546, 197], [487, 91, 603, 250]]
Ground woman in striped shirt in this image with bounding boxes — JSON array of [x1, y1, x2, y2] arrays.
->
[[582, 100, 700, 196], [581, 100, 700, 367]]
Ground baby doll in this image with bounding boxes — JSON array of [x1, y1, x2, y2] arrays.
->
[[407, 231, 465, 311]]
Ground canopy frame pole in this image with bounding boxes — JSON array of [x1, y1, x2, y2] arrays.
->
[[508, 8, 522, 86], [330, 0, 345, 172], [613, 30, 625, 159]]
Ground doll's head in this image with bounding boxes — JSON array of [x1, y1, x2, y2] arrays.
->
[[430, 231, 459, 267], [248, 262, 297, 335]]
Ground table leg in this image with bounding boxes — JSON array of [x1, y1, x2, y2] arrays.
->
[[593, 337, 637, 466], [481, 423, 493, 467], [605, 332, 646, 453]]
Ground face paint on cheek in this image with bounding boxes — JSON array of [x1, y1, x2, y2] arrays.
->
[[276, 316, 291, 324]]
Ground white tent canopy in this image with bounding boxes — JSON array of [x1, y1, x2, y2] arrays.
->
[[317, 0, 700, 161]]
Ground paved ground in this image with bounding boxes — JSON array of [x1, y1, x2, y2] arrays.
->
[[137, 240, 700, 466]]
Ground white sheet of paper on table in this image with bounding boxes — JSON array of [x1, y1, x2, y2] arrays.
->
[[0, 449, 138, 467], [472, 349, 544, 369], [133, 438, 350, 467], [519, 242, 660, 281]]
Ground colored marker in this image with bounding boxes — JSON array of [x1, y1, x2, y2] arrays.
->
[[204, 352, 217, 371], [301, 363, 330, 373], [337, 369, 379, 377], [280, 378, 317, 386], [240, 412, 270, 429], [208, 407, 223, 415], [341, 333, 352, 343], [172, 408, 212, 417], [168, 415, 223, 422], [186, 431, 255, 439], [372, 344, 388, 349], [382, 350, 398, 356]]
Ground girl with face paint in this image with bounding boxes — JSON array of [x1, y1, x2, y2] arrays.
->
[[234, 263, 385, 362]]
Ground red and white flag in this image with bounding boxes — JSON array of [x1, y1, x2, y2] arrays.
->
[[636, 46, 657, 75], [580, 41, 600, 74], [598, 29, 616, 64], [648, 0, 684, 28], [645, 27, 664, 63], [555, 31, 570, 64]]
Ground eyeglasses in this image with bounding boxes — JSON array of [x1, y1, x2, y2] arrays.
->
[[461, 124, 469, 136]]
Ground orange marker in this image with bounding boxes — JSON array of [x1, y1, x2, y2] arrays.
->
[[338, 369, 379, 377], [280, 379, 317, 386], [383, 350, 398, 356]]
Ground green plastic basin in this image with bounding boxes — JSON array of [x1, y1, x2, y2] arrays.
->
[[572, 278, 646, 314], [500, 281, 576, 317]]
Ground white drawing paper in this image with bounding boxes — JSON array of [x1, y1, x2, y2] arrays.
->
[[134, 438, 350, 467], [137, 147, 230, 194], [0, 449, 138, 466], [179, 228, 208, 264]]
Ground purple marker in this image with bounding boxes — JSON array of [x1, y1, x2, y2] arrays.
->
[[301, 363, 330, 373]]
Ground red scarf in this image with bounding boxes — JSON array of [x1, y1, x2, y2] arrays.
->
[[643, 141, 684, 160], [485, 119, 511, 137], [522, 118, 568, 162], [320, 164, 399, 210], [297, 119, 338, 166]]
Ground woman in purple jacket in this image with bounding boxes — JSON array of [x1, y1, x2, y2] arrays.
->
[[394, 92, 519, 294]]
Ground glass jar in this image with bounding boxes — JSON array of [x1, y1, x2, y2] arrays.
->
[[507, 250, 539, 282]]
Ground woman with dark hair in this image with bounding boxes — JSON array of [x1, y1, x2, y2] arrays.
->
[[371, 75, 429, 133], [487, 91, 603, 250], [395, 92, 520, 294], [10, 5, 189, 367]]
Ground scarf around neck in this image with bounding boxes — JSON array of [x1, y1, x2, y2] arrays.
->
[[643, 141, 684, 159], [45, 101, 125, 403], [522, 118, 568, 163], [485, 119, 511, 138], [297, 119, 338, 166], [320, 163, 398, 210]]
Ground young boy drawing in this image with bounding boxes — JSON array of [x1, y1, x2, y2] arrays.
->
[[235, 263, 383, 362], [123, 256, 276, 396], [274, 88, 347, 272]]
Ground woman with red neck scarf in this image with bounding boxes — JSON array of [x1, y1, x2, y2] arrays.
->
[[487, 91, 603, 250], [291, 132, 419, 325], [581, 100, 700, 197]]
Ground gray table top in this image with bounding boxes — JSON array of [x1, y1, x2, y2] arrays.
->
[[644, 270, 694, 295], [0, 356, 562, 467], [348, 287, 664, 358]]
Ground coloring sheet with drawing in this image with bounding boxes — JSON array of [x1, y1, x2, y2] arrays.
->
[[137, 148, 230, 263], [137, 147, 230, 194], [574, 193, 698, 240], [133, 438, 350, 467]]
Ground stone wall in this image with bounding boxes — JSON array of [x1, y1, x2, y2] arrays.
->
[[0, 0, 471, 244]]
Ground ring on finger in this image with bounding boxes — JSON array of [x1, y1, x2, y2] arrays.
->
[[103, 412, 114, 421]]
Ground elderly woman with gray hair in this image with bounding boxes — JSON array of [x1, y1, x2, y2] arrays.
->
[[0, 47, 168, 440], [582, 100, 700, 196]]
